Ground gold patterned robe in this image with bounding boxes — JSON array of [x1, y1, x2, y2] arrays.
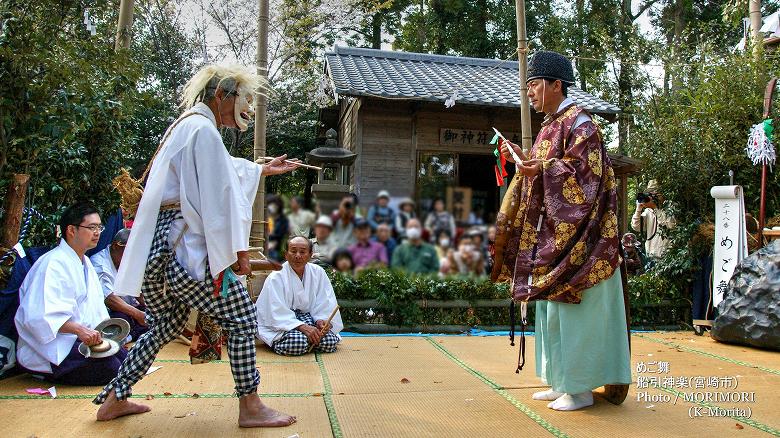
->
[[490, 103, 620, 304]]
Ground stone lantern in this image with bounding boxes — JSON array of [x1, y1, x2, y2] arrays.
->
[[307, 128, 357, 215]]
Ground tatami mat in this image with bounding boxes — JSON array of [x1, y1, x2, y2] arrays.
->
[[134, 361, 324, 395], [321, 337, 486, 395], [430, 335, 543, 389], [0, 397, 330, 438], [332, 389, 553, 438], [507, 387, 768, 438], [1, 331, 778, 437], [0, 361, 323, 397], [629, 335, 780, 431], [635, 331, 780, 373]]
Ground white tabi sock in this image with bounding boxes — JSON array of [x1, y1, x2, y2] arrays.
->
[[547, 392, 594, 411], [532, 389, 564, 401]]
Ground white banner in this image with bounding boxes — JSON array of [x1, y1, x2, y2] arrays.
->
[[710, 186, 748, 307]]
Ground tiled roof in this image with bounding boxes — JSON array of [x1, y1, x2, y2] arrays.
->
[[325, 46, 620, 117]]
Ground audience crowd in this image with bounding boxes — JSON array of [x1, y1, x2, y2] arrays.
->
[[267, 191, 495, 278]]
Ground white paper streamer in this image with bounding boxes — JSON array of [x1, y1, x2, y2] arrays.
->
[[746, 123, 776, 168], [444, 90, 459, 108]]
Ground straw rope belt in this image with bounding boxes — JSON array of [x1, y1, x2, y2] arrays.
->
[[160, 202, 181, 211]]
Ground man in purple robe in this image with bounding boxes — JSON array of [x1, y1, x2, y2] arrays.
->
[[493, 51, 631, 411]]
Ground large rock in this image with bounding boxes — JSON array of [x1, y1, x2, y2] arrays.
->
[[711, 240, 780, 351]]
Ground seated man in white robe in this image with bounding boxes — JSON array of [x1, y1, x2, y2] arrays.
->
[[256, 236, 343, 356], [15, 202, 126, 385], [90, 228, 148, 342]]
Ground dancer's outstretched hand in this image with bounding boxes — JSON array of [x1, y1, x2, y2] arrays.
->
[[262, 154, 300, 176]]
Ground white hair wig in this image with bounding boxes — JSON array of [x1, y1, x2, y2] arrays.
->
[[179, 64, 269, 109]]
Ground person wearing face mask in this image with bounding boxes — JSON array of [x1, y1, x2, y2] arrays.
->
[[394, 197, 417, 241], [433, 229, 453, 263], [494, 51, 630, 412], [391, 218, 439, 274], [94, 64, 299, 427]]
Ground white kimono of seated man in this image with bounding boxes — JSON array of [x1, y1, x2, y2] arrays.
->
[[255, 237, 343, 355], [15, 213, 110, 375]]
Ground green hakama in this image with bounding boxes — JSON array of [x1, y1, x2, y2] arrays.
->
[[535, 269, 632, 394]]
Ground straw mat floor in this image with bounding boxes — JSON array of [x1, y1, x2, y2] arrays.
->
[[0, 331, 777, 437]]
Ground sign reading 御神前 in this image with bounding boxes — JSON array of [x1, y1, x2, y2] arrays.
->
[[439, 129, 521, 146]]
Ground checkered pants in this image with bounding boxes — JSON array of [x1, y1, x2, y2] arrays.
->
[[94, 210, 260, 404], [272, 311, 340, 356]]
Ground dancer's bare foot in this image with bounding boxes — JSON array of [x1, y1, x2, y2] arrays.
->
[[238, 393, 296, 428], [96, 390, 151, 421]]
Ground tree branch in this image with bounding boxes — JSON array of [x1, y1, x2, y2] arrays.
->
[[629, 0, 660, 22]]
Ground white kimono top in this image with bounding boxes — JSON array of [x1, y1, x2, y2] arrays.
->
[[15, 240, 109, 373], [115, 103, 263, 296], [255, 262, 343, 346], [90, 246, 137, 306]]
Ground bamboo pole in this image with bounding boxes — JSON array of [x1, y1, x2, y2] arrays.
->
[[114, 0, 135, 50], [758, 77, 776, 245], [750, 0, 762, 60], [750, 0, 762, 41], [250, 0, 270, 253], [1, 174, 30, 251], [306, 305, 340, 353], [514, 0, 533, 153], [759, 165, 767, 244]]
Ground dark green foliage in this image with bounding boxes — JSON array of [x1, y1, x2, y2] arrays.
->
[[628, 49, 780, 245], [0, 0, 195, 246], [329, 267, 686, 328], [0, 0, 138, 243], [328, 268, 510, 327], [627, 268, 690, 328]]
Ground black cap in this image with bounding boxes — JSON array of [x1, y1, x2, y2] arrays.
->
[[354, 218, 370, 229], [526, 51, 575, 85]]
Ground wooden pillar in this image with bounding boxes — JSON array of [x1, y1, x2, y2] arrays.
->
[[1, 174, 30, 251]]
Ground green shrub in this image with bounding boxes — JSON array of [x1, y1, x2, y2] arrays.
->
[[330, 267, 686, 329], [328, 268, 512, 327]]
